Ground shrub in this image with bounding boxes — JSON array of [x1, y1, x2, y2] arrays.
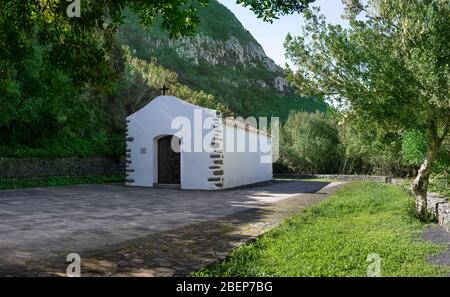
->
[[280, 111, 342, 173], [338, 119, 410, 176], [429, 173, 450, 197]]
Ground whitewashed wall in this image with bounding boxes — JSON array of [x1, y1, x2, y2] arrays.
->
[[126, 95, 272, 190], [222, 124, 273, 188], [126, 96, 218, 190]]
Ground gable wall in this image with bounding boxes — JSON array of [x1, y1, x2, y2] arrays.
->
[[126, 96, 218, 190]]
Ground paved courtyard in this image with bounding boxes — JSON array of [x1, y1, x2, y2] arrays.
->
[[0, 180, 343, 276]]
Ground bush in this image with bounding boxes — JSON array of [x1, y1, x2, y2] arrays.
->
[[429, 173, 450, 197], [280, 111, 342, 173], [338, 119, 411, 176]]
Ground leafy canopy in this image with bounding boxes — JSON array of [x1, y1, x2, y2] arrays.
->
[[284, 0, 449, 216], [237, 0, 314, 22], [285, 0, 449, 134]]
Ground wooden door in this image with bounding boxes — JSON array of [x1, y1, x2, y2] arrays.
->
[[157, 136, 180, 184]]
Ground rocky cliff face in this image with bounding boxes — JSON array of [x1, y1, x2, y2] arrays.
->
[[118, 1, 326, 120], [159, 34, 289, 92]]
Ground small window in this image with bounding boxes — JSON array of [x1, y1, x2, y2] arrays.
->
[[140, 148, 147, 154]]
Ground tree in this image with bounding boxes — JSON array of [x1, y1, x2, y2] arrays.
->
[[237, 0, 314, 22], [0, 0, 211, 85], [0, 0, 313, 146], [0, 0, 313, 82], [281, 111, 341, 173], [284, 0, 449, 219]]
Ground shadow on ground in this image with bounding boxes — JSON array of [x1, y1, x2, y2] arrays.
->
[[7, 182, 344, 276], [422, 226, 450, 275]]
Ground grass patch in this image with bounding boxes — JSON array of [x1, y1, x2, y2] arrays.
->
[[194, 182, 449, 277], [0, 175, 124, 190]]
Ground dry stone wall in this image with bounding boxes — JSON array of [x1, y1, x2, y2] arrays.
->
[[0, 157, 124, 179], [427, 193, 450, 232]]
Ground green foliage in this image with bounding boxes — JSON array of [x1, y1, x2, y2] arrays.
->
[[194, 182, 449, 276], [280, 111, 341, 173], [119, 46, 227, 113], [402, 130, 428, 166], [338, 119, 410, 175], [429, 173, 450, 197], [0, 40, 118, 158], [0, 1, 324, 159], [118, 2, 328, 121], [284, 0, 450, 179], [237, 0, 314, 22], [278, 111, 419, 176], [285, 1, 449, 128]]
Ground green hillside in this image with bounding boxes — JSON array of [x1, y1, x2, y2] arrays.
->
[[118, 0, 327, 121], [0, 1, 327, 159]]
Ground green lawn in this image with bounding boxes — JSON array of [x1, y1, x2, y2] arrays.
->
[[194, 182, 449, 277], [0, 175, 124, 190]]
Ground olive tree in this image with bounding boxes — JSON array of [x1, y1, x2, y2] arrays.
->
[[284, 0, 449, 219]]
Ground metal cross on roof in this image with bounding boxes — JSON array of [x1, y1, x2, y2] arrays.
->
[[160, 85, 169, 95]]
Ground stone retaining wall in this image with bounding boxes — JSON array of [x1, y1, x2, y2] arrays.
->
[[0, 157, 124, 179], [426, 193, 450, 232], [277, 173, 393, 182]]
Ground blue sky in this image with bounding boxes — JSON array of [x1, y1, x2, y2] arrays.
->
[[217, 0, 348, 67]]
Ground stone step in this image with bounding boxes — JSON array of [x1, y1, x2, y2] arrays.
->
[[154, 183, 181, 189]]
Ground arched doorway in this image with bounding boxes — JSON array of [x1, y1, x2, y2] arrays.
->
[[157, 135, 181, 184]]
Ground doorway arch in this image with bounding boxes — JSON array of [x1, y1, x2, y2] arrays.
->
[[156, 135, 181, 184]]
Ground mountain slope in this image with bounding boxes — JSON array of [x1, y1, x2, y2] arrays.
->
[[118, 0, 327, 121]]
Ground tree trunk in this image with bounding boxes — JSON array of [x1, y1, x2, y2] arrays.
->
[[411, 119, 446, 220], [411, 149, 435, 219]]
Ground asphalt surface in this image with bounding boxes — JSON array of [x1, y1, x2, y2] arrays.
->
[[0, 180, 335, 274]]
